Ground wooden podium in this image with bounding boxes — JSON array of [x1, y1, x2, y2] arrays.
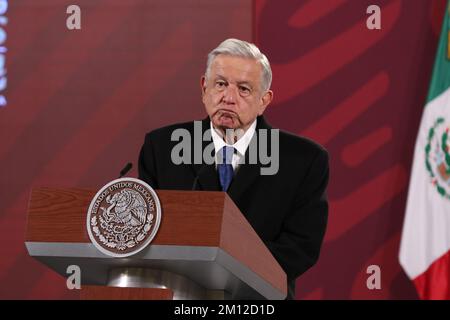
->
[[25, 187, 287, 300]]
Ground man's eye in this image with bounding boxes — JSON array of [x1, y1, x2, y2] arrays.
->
[[216, 81, 226, 88], [239, 86, 250, 94]]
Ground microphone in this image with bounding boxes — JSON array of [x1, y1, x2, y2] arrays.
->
[[118, 162, 133, 178]]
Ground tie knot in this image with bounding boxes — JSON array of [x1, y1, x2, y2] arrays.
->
[[220, 146, 234, 165]]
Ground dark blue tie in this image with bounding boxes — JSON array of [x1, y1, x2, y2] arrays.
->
[[218, 146, 234, 191]]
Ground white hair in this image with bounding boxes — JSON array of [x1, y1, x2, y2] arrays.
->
[[205, 38, 272, 92]]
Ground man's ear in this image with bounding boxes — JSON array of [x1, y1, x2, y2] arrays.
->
[[200, 76, 207, 96], [258, 90, 273, 115]]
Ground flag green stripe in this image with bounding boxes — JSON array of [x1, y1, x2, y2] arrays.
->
[[427, 0, 450, 103]]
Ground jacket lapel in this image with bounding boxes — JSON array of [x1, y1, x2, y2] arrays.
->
[[193, 163, 220, 191], [227, 147, 261, 200], [191, 117, 221, 191], [228, 116, 272, 200]]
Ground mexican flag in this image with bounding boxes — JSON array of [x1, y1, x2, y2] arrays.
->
[[399, 1, 450, 300]]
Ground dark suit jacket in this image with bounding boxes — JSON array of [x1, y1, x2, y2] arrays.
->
[[138, 115, 329, 299]]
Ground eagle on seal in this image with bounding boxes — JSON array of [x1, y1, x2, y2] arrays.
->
[[102, 189, 147, 227]]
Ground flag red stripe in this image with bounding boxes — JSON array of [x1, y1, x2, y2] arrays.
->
[[413, 250, 450, 300]]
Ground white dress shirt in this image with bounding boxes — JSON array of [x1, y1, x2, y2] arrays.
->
[[210, 119, 257, 173]]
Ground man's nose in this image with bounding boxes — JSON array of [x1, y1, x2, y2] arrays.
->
[[222, 85, 238, 104]]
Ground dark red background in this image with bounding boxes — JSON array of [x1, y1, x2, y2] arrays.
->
[[0, 0, 446, 299]]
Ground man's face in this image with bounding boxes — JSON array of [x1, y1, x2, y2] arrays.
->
[[201, 55, 273, 133]]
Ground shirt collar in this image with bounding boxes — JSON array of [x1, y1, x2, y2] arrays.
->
[[210, 119, 257, 157]]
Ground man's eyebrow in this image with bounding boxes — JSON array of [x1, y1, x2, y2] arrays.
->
[[215, 74, 227, 81], [236, 81, 252, 87], [214, 75, 253, 88]]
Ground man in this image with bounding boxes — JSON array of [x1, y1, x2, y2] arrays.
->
[[138, 38, 329, 299]]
